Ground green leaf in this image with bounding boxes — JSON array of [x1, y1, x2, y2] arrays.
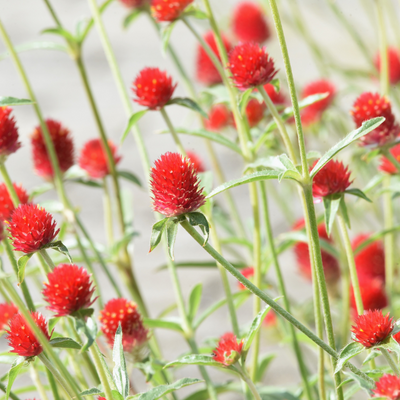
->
[[0, 97, 34, 107], [238, 88, 253, 115], [49, 337, 82, 350], [310, 117, 385, 178], [167, 97, 208, 118], [80, 387, 104, 396], [0, 42, 67, 61], [41, 27, 78, 44], [255, 354, 276, 383], [121, 110, 148, 144], [143, 318, 184, 333], [342, 370, 375, 395], [29, 183, 54, 200], [164, 355, 222, 369], [113, 325, 129, 398], [362, 350, 380, 365], [149, 218, 168, 253], [70, 308, 95, 319], [117, 170, 142, 187], [6, 358, 24, 400], [75, 317, 98, 352], [69, 178, 103, 188], [166, 219, 179, 260], [110, 230, 139, 258], [207, 170, 280, 199], [123, 9, 142, 29], [188, 283, 203, 323], [323, 196, 341, 237], [161, 21, 177, 55], [46, 241, 73, 263], [187, 212, 209, 245], [112, 390, 125, 400], [17, 254, 33, 284], [335, 342, 364, 373], [131, 378, 202, 400], [353, 225, 400, 254], [344, 188, 372, 202]]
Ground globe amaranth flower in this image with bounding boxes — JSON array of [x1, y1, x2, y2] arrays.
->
[[350, 92, 398, 146], [79, 138, 122, 179], [312, 159, 352, 200], [205, 104, 233, 132], [301, 80, 336, 126], [196, 32, 232, 86], [186, 151, 206, 173], [0, 107, 21, 158], [119, 0, 148, 8], [8, 204, 59, 254], [31, 119, 74, 180], [150, 152, 206, 218], [380, 144, 400, 174], [232, 2, 270, 44], [43, 264, 96, 317], [151, 0, 193, 22], [99, 298, 149, 353], [238, 267, 254, 290], [0, 183, 29, 221], [132, 67, 176, 110], [263, 83, 287, 106], [293, 219, 340, 283], [375, 47, 400, 85], [0, 303, 18, 330], [352, 310, 394, 348], [245, 98, 265, 127], [228, 42, 277, 90], [213, 332, 243, 366], [350, 276, 388, 313], [7, 312, 52, 357], [352, 234, 385, 282], [263, 310, 277, 327], [373, 374, 400, 400]]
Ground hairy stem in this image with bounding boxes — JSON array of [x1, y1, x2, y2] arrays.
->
[[381, 348, 400, 376], [160, 107, 187, 156]]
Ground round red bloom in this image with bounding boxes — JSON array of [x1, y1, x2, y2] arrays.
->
[[99, 298, 149, 353], [373, 374, 400, 399], [196, 32, 232, 86], [232, 2, 270, 44], [350, 277, 388, 313], [245, 98, 265, 127], [293, 219, 340, 283], [8, 204, 59, 254], [132, 67, 176, 110], [205, 104, 233, 131], [186, 151, 206, 173], [312, 159, 352, 200], [150, 152, 206, 217], [0, 107, 21, 157], [352, 234, 385, 282], [31, 119, 74, 180], [263, 83, 287, 105], [379, 144, 400, 174], [0, 183, 29, 221], [228, 42, 277, 90], [0, 303, 18, 330], [151, 0, 193, 22], [43, 264, 96, 317], [7, 312, 52, 357], [79, 139, 121, 179], [263, 310, 277, 327], [119, 0, 147, 8], [301, 80, 336, 126], [213, 332, 243, 366], [238, 267, 254, 290], [350, 92, 397, 146], [375, 48, 400, 85], [352, 310, 393, 348]]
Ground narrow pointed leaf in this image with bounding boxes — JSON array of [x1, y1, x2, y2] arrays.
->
[[323, 197, 341, 237], [113, 325, 129, 398], [161, 21, 176, 55], [6, 358, 24, 400], [255, 354, 276, 382], [75, 317, 98, 352], [238, 88, 253, 115], [344, 188, 372, 202], [188, 283, 203, 322], [166, 219, 179, 260], [121, 110, 148, 144], [0, 42, 67, 62], [335, 342, 364, 373], [80, 388, 105, 396], [117, 170, 142, 187], [149, 218, 168, 253], [167, 97, 207, 118], [41, 27, 78, 44], [187, 212, 209, 245], [164, 355, 222, 369], [123, 9, 142, 29], [143, 318, 183, 332], [0, 97, 35, 107], [47, 241, 73, 263], [17, 254, 33, 284], [50, 337, 82, 350]]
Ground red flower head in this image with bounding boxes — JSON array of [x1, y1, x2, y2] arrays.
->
[[8, 204, 59, 254], [293, 219, 340, 283], [228, 42, 277, 90], [263, 310, 277, 327], [312, 159, 352, 200], [31, 119, 74, 180], [212, 332, 243, 366], [352, 310, 393, 348], [238, 267, 254, 290], [119, 0, 147, 8], [151, 0, 193, 22], [373, 374, 400, 400], [0, 303, 18, 330], [43, 264, 96, 317], [7, 312, 52, 357], [150, 152, 206, 218], [0, 220, 5, 242], [301, 80, 336, 126], [232, 2, 270, 44], [350, 277, 388, 313], [186, 151, 206, 173], [263, 83, 287, 105], [350, 92, 398, 146], [132, 67, 176, 110], [0, 183, 29, 221], [196, 32, 232, 86], [205, 104, 233, 132], [380, 144, 400, 174], [0, 107, 21, 158], [99, 298, 149, 353], [375, 48, 400, 85], [245, 99, 265, 127], [352, 234, 385, 282], [79, 139, 121, 179]]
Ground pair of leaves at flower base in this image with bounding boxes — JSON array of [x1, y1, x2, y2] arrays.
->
[[150, 212, 210, 260]]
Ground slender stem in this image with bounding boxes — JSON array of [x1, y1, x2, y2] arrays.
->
[[376, 0, 389, 96], [381, 348, 400, 376], [237, 365, 262, 400], [45, 368, 61, 400], [103, 177, 114, 245], [160, 108, 187, 156], [0, 164, 19, 206], [39, 249, 56, 271], [30, 365, 49, 400], [42, 0, 62, 27], [0, 382, 21, 400]]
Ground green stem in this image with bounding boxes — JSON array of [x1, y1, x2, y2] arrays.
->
[[0, 164, 19, 206], [45, 368, 61, 400], [30, 365, 49, 400], [160, 108, 187, 156], [103, 177, 114, 246], [39, 249, 56, 271], [381, 347, 400, 376], [237, 365, 262, 400], [0, 382, 21, 400], [42, 0, 62, 27], [376, 0, 389, 96]]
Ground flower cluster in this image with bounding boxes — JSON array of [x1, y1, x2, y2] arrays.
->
[[0, 182, 29, 221], [373, 374, 400, 400], [0, 303, 18, 330], [151, 0, 193, 22], [212, 332, 243, 366], [0, 107, 21, 158], [375, 48, 400, 85]]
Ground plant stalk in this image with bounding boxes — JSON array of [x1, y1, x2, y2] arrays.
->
[[381, 347, 400, 376], [160, 107, 187, 156]]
